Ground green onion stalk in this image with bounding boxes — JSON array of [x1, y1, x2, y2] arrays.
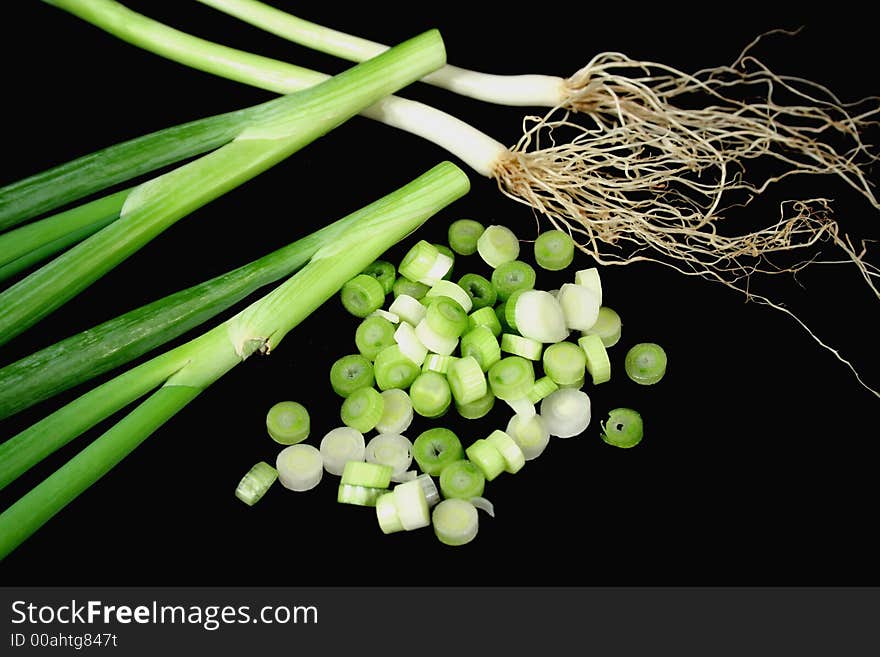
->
[[0, 27, 447, 348], [0, 161, 470, 560], [38, 0, 880, 395]]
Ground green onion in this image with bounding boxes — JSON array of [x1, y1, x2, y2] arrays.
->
[[399, 240, 452, 285], [460, 326, 502, 372], [362, 260, 396, 295], [355, 315, 397, 361], [432, 498, 479, 546], [392, 477, 432, 530], [468, 306, 502, 337], [457, 273, 497, 311], [330, 354, 375, 397], [624, 342, 668, 385], [266, 401, 310, 445], [600, 408, 644, 448], [340, 386, 385, 433], [421, 353, 455, 375], [414, 318, 459, 356], [235, 461, 278, 506], [491, 260, 536, 302], [375, 492, 404, 534], [341, 460, 393, 488], [485, 429, 526, 474], [388, 294, 427, 326], [574, 268, 603, 305], [454, 389, 496, 420], [366, 433, 414, 482], [341, 273, 387, 318], [465, 439, 507, 481], [392, 277, 430, 300], [448, 219, 485, 255], [447, 355, 488, 405], [543, 342, 588, 386], [582, 306, 623, 348], [426, 280, 473, 313], [276, 444, 324, 492], [374, 389, 414, 434], [578, 334, 612, 385], [540, 388, 591, 438], [337, 483, 387, 506], [504, 396, 537, 419], [477, 225, 520, 268], [373, 344, 421, 391], [425, 296, 469, 338], [487, 356, 535, 401], [505, 414, 551, 460], [500, 333, 543, 361], [511, 290, 569, 343], [394, 321, 429, 367], [412, 428, 464, 476], [433, 243, 456, 280], [527, 376, 559, 404], [410, 371, 453, 418], [439, 459, 486, 499], [534, 229, 575, 271], [557, 283, 601, 331], [319, 427, 367, 476]]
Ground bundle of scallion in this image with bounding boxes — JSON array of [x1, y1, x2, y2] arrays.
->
[[40, 0, 879, 396]]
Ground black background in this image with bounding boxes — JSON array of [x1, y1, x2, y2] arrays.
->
[[0, 2, 877, 586]]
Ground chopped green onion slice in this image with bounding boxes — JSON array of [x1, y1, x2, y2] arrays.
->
[[506, 414, 551, 460], [465, 439, 507, 481], [341, 273, 386, 318], [468, 496, 496, 518], [341, 460, 393, 488], [432, 498, 479, 546], [388, 294, 427, 326], [575, 267, 603, 305], [557, 283, 601, 331], [625, 342, 668, 385], [366, 433, 414, 482], [319, 426, 366, 476], [235, 461, 278, 506], [426, 280, 473, 313], [491, 260, 536, 302], [394, 321, 428, 367], [355, 315, 396, 361], [392, 478, 431, 530], [543, 341, 588, 386], [422, 353, 455, 374], [412, 427, 465, 476], [330, 354, 375, 397], [416, 473, 441, 508], [439, 459, 486, 499], [448, 219, 485, 256], [460, 326, 501, 372], [488, 356, 535, 401], [540, 388, 592, 439], [433, 244, 456, 280], [558, 377, 585, 389], [340, 386, 385, 433], [457, 273, 497, 311], [504, 396, 536, 419], [447, 355, 488, 405], [527, 376, 559, 404], [392, 276, 429, 300], [583, 306, 623, 348], [266, 401, 310, 445], [477, 225, 520, 268], [468, 306, 502, 337], [414, 318, 459, 356], [601, 407, 644, 448], [337, 483, 386, 506], [425, 296, 469, 338], [362, 259, 396, 295], [485, 430, 525, 473], [375, 492, 403, 534], [370, 309, 400, 324], [578, 334, 612, 384], [399, 240, 440, 283], [373, 344, 421, 390], [454, 389, 496, 420], [500, 333, 543, 360], [512, 290, 569, 343], [276, 444, 324, 492], [422, 252, 454, 286], [374, 388, 413, 434], [410, 371, 452, 418], [534, 229, 575, 271]]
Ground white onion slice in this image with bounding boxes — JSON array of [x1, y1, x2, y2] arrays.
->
[[540, 388, 592, 438]]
